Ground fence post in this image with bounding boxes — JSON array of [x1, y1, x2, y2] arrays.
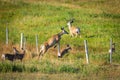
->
[[23, 37, 26, 50], [36, 34, 38, 55], [6, 27, 8, 45], [84, 40, 89, 64], [109, 38, 113, 64], [20, 33, 24, 49]]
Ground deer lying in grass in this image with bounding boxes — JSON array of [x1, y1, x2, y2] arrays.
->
[[1, 47, 25, 62], [67, 19, 80, 37], [60, 44, 72, 58], [38, 28, 68, 59]]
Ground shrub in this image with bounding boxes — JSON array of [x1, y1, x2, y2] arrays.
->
[[12, 63, 26, 72], [29, 66, 39, 72], [39, 60, 57, 73], [0, 62, 12, 72], [58, 64, 79, 73]]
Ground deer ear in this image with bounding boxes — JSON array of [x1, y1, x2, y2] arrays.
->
[[13, 47, 15, 49], [70, 18, 75, 23], [61, 27, 64, 30], [71, 20, 74, 23], [67, 44, 69, 47], [21, 48, 24, 50]]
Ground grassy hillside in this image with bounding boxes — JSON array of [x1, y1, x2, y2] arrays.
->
[[0, 0, 120, 79]]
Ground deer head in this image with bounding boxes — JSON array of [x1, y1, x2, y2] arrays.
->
[[61, 27, 69, 34], [66, 44, 72, 50], [67, 18, 74, 26], [66, 19, 80, 37]]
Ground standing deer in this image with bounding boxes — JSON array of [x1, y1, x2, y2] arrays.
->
[[1, 47, 25, 62], [67, 19, 80, 37], [14, 48, 26, 62], [1, 53, 15, 62], [13, 47, 19, 55], [38, 28, 68, 59], [1, 47, 17, 61]]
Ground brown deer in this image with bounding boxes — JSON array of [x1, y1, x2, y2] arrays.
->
[[60, 44, 72, 58], [67, 19, 80, 37], [14, 48, 26, 62], [1, 47, 25, 62], [1, 53, 15, 62], [13, 47, 19, 55], [1, 47, 17, 61], [38, 28, 68, 59]]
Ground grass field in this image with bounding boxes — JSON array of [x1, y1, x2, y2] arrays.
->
[[0, 0, 120, 80]]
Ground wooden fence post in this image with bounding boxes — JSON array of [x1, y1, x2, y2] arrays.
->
[[109, 38, 113, 64], [6, 27, 8, 45], [20, 33, 24, 49], [84, 40, 89, 64], [23, 37, 26, 50], [36, 34, 38, 55]]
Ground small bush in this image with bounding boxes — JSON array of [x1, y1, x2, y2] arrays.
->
[[29, 66, 38, 72], [12, 64, 26, 72], [0, 62, 12, 72], [58, 64, 79, 73], [39, 60, 57, 73], [0, 62, 39, 73]]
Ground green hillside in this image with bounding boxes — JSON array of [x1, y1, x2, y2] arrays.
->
[[0, 0, 120, 79]]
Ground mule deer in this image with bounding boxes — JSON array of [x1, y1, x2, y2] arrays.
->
[[13, 47, 19, 55], [60, 44, 72, 58], [67, 19, 80, 37], [1, 47, 18, 61], [14, 48, 26, 61], [38, 28, 68, 59], [1, 47, 26, 62], [1, 53, 15, 61]]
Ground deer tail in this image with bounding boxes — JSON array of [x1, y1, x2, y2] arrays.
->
[[1, 54, 5, 60]]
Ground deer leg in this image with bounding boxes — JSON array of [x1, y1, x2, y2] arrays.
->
[[80, 35, 81, 38], [38, 50, 42, 60], [70, 33, 74, 37], [77, 31, 81, 38], [1, 54, 5, 61], [78, 32, 81, 38], [39, 50, 46, 60], [75, 33, 78, 37], [13, 58, 15, 62], [57, 42, 61, 58], [54, 44, 57, 48], [38, 45, 44, 59]]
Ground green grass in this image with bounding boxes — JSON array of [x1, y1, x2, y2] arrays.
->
[[0, 0, 119, 44], [0, 60, 120, 80], [0, 0, 120, 79]]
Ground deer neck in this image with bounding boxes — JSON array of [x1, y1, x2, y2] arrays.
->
[[45, 43, 50, 51], [58, 31, 64, 37]]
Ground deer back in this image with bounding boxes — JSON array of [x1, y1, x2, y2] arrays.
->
[[46, 34, 60, 48], [61, 45, 71, 57], [70, 26, 80, 33], [3, 53, 15, 61]]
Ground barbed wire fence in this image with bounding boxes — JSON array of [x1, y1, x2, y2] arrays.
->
[[4, 27, 116, 64]]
